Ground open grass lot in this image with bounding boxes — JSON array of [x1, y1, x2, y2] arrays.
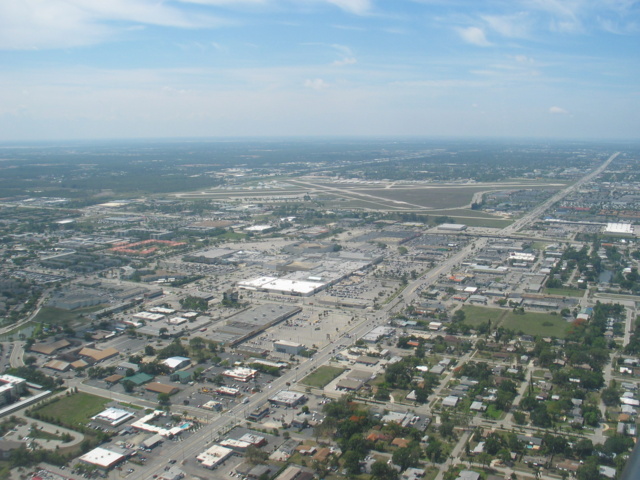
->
[[32, 306, 104, 325], [300, 366, 345, 388], [543, 287, 585, 297], [462, 306, 570, 338], [461, 306, 505, 327], [502, 311, 570, 338], [32, 392, 110, 426]]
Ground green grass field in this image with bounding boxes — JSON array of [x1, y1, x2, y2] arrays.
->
[[502, 311, 570, 338], [301, 366, 345, 388], [462, 305, 570, 338], [461, 306, 505, 327], [32, 392, 110, 426]]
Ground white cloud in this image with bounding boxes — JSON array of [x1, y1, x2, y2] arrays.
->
[[304, 78, 329, 90], [0, 0, 224, 50], [332, 57, 357, 66], [482, 13, 531, 38], [549, 106, 569, 114], [515, 54, 534, 63], [456, 26, 492, 46], [324, 0, 372, 15]]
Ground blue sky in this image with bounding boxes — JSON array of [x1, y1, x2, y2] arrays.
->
[[0, 0, 638, 141]]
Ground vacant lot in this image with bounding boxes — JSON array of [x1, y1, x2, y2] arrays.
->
[[461, 306, 505, 327], [301, 366, 344, 388], [461, 306, 570, 338], [32, 392, 110, 426], [32, 306, 103, 325], [502, 311, 570, 338]]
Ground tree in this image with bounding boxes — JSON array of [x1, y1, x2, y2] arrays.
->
[[425, 439, 444, 463], [157, 393, 171, 405], [439, 421, 455, 439], [392, 446, 420, 470], [245, 445, 269, 465], [371, 461, 398, 480], [144, 345, 156, 356], [342, 450, 361, 475], [122, 380, 135, 393], [601, 386, 619, 407], [477, 452, 491, 470]]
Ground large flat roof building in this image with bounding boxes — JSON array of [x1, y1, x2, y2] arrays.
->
[[79, 447, 125, 470]]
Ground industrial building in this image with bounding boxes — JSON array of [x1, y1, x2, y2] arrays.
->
[[211, 304, 301, 346], [274, 340, 305, 355]]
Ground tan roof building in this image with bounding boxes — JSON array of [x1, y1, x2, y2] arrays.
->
[[145, 382, 179, 395], [31, 339, 71, 355], [43, 360, 71, 372], [104, 374, 124, 384], [71, 359, 89, 369], [79, 347, 119, 363]]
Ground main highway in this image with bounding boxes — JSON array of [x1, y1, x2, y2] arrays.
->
[[127, 152, 619, 480]]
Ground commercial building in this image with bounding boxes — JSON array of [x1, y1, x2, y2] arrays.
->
[[79, 447, 125, 470], [92, 407, 135, 427], [269, 390, 307, 407], [30, 339, 71, 355], [274, 340, 304, 355], [223, 367, 258, 382], [145, 383, 179, 395], [162, 356, 191, 371], [213, 304, 301, 346], [196, 444, 234, 469], [78, 346, 119, 364]]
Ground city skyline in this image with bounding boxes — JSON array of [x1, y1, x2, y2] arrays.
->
[[1, 0, 639, 141]]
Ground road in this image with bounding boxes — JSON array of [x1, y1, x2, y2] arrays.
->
[[9, 341, 25, 368], [502, 151, 619, 235], [126, 152, 620, 480]]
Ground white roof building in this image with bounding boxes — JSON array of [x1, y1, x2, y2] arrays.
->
[[223, 367, 257, 382], [79, 447, 125, 470], [162, 356, 190, 371], [604, 223, 634, 235], [92, 407, 135, 427], [443, 396, 459, 407], [197, 445, 234, 469]]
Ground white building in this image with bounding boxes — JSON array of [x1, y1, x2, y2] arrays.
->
[[92, 407, 135, 427], [79, 447, 125, 470], [269, 390, 306, 407], [223, 367, 257, 382], [196, 445, 234, 469], [162, 356, 191, 371], [0, 375, 26, 406], [274, 340, 304, 355]]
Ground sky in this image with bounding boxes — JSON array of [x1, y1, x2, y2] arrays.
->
[[0, 0, 639, 141]]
